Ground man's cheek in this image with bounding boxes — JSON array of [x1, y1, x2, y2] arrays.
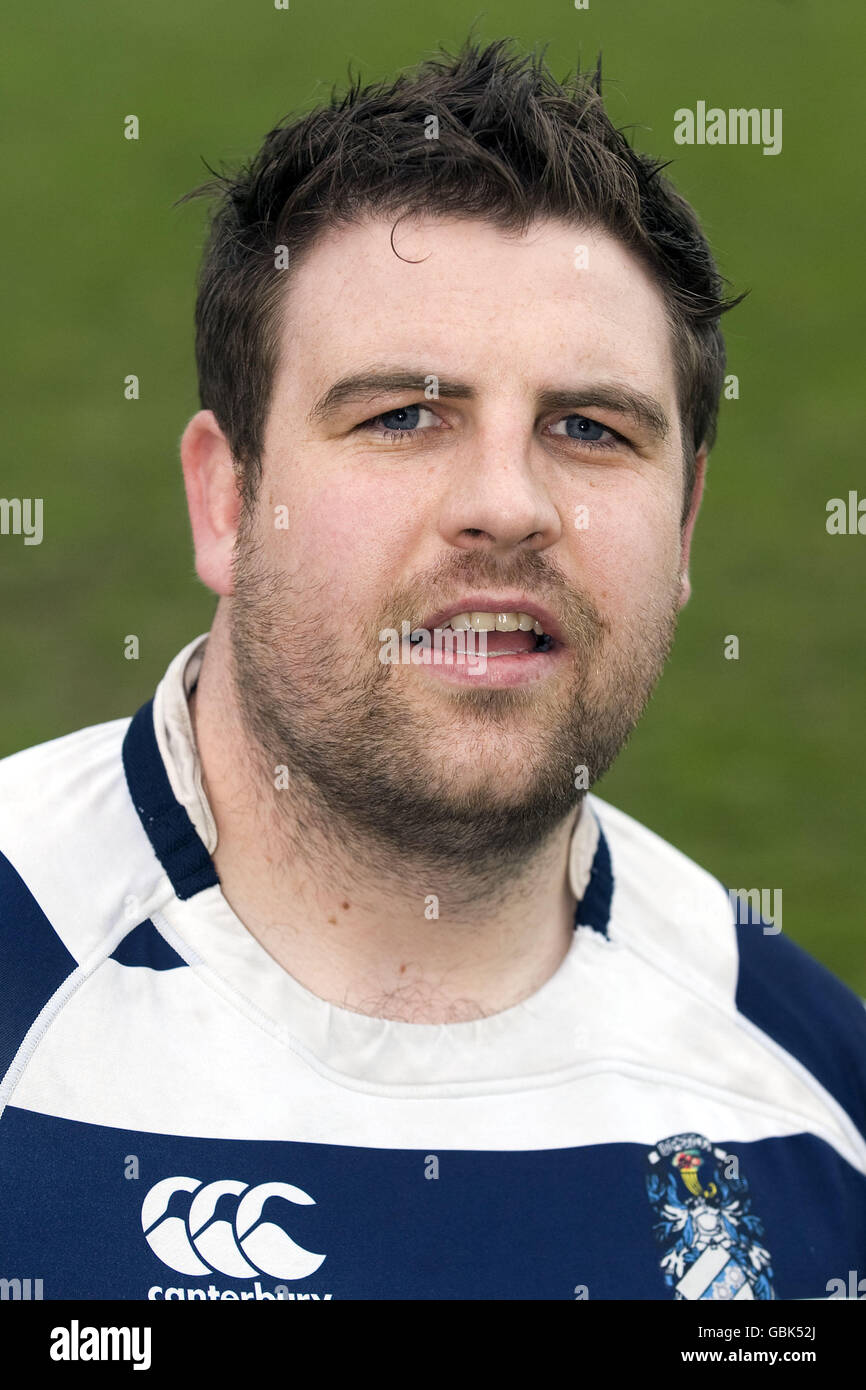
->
[[580, 507, 678, 602], [263, 506, 348, 595], [289, 492, 402, 574]]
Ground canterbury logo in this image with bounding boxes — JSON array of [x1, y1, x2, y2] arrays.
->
[[141, 1177, 326, 1280]]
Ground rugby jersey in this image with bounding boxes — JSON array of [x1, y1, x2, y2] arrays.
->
[[0, 633, 864, 1301]]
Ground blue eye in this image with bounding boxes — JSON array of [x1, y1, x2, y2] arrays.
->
[[379, 405, 422, 431], [551, 414, 618, 447], [359, 404, 442, 441], [566, 415, 605, 440]]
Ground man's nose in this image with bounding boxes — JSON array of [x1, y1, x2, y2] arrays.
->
[[436, 420, 563, 554]]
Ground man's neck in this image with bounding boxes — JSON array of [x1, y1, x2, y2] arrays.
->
[[187, 634, 581, 1025]]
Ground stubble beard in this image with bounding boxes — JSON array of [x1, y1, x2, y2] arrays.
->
[[228, 520, 681, 883]]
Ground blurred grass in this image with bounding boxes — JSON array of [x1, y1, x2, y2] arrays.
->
[[1, 0, 863, 991]]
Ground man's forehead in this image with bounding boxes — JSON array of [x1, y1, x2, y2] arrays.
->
[[274, 214, 677, 406]]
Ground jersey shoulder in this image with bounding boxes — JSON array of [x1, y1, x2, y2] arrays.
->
[[588, 792, 866, 1142], [0, 714, 160, 964]]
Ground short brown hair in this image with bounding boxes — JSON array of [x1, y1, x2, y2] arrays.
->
[[178, 36, 744, 521]]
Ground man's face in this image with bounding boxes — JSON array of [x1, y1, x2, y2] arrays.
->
[[228, 215, 697, 869]]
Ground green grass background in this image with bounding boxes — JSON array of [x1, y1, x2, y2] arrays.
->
[[1, 1, 863, 991]]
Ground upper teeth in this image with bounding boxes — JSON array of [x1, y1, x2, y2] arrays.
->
[[445, 611, 544, 635]]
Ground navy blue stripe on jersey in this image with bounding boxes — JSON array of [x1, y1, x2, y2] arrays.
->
[[0, 850, 78, 1083], [733, 895, 866, 1142], [122, 700, 219, 901], [1, 1105, 862, 1299], [574, 824, 613, 937], [110, 919, 187, 971]]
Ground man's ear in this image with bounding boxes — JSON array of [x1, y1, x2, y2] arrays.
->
[[180, 410, 243, 597], [677, 443, 708, 609]]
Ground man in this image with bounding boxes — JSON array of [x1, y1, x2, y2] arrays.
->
[[0, 38, 863, 1302]]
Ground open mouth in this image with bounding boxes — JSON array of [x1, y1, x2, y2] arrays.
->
[[411, 611, 557, 657]]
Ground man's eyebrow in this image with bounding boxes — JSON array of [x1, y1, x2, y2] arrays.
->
[[535, 385, 670, 441], [309, 368, 670, 440], [308, 371, 475, 423]]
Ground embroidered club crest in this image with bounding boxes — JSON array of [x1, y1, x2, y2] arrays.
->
[[645, 1132, 775, 1299]]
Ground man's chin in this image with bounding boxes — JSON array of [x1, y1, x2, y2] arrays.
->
[[398, 672, 573, 742], [423, 765, 572, 815], [332, 749, 583, 866]]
